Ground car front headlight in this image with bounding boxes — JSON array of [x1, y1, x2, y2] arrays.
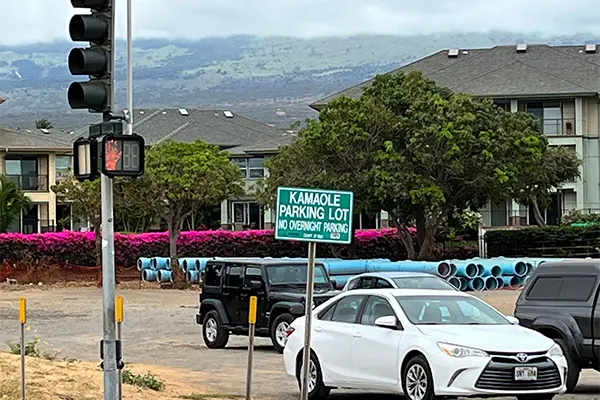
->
[[437, 342, 489, 358], [547, 343, 564, 357]]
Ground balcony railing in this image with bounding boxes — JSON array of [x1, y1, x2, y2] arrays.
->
[[543, 118, 575, 135], [6, 174, 49, 191]]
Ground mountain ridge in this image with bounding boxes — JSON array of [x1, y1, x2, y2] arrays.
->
[[1, 32, 598, 131]]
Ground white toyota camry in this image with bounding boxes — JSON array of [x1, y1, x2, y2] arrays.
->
[[283, 288, 567, 400]]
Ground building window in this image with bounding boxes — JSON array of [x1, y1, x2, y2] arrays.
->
[[490, 201, 507, 227], [231, 157, 265, 179], [231, 202, 263, 229], [494, 100, 511, 111], [4, 156, 48, 191], [8, 203, 52, 234], [55, 156, 72, 182], [519, 100, 575, 135], [248, 157, 264, 178]]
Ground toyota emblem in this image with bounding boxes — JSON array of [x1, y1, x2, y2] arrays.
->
[[516, 353, 529, 363]]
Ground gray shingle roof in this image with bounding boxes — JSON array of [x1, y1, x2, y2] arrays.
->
[[70, 108, 293, 155], [0, 127, 73, 150], [311, 44, 600, 110]]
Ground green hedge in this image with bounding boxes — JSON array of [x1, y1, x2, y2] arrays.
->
[[485, 225, 600, 258]]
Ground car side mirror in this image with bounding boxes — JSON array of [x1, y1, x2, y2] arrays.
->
[[505, 315, 519, 325], [374, 316, 402, 330]]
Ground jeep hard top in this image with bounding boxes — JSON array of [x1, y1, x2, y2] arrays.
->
[[514, 260, 600, 392], [196, 258, 340, 353]]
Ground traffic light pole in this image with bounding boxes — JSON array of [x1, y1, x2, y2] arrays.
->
[[126, 0, 133, 136], [100, 1, 118, 399]]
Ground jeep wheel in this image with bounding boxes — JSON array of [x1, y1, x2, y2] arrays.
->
[[202, 310, 229, 349], [271, 313, 294, 353]]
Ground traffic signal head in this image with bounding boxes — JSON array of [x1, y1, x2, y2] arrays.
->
[[67, 0, 113, 113], [73, 136, 100, 181], [101, 133, 146, 178]]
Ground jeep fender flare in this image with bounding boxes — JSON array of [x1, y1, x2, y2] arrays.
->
[[532, 315, 584, 361], [268, 302, 304, 326], [200, 298, 230, 325]]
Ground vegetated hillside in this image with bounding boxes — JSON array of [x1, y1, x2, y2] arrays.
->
[[0, 32, 597, 131]]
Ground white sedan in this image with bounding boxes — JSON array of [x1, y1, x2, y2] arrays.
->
[[283, 288, 567, 400]]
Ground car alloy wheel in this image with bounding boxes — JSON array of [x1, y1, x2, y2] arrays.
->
[[299, 359, 318, 393], [205, 317, 218, 343], [406, 364, 428, 400], [296, 351, 331, 400], [202, 310, 229, 349], [276, 321, 290, 348], [271, 313, 295, 353]]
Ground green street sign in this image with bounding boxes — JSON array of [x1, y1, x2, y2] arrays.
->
[[275, 186, 354, 244]]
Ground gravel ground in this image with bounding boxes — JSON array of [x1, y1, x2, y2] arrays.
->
[[0, 286, 598, 399]]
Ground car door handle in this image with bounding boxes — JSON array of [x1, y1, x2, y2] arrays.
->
[[353, 332, 362, 338], [314, 326, 322, 332]]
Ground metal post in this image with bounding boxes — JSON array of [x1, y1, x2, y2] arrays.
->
[[116, 322, 122, 399], [101, 173, 118, 400], [116, 295, 123, 400], [245, 295, 257, 400], [100, 1, 118, 399], [19, 297, 26, 400], [126, 0, 133, 136], [300, 242, 317, 400], [20, 323, 25, 399]]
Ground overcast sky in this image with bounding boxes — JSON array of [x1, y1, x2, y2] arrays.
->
[[0, 0, 598, 46]]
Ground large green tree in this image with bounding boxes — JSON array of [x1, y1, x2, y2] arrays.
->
[[134, 139, 245, 285], [0, 175, 32, 233], [113, 177, 158, 233], [259, 71, 576, 259], [507, 144, 581, 226], [52, 175, 102, 266]]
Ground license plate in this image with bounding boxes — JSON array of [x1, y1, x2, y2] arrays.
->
[[514, 366, 538, 381]]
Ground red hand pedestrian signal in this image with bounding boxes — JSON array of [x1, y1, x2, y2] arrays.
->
[[101, 133, 145, 177]]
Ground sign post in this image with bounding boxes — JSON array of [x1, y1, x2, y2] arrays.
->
[[19, 297, 26, 400], [274, 187, 353, 400], [245, 295, 258, 400], [115, 295, 124, 400]]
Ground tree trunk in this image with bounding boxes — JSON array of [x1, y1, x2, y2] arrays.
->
[[388, 210, 417, 259], [169, 227, 186, 286], [416, 211, 442, 261], [416, 225, 437, 260], [529, 195, 547, 227], [415, 212, 427, 249], [398, 224, 417, 260], [94, 223, 102, 287]]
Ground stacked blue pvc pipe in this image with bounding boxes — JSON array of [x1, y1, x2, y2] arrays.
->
[[136, 255, 568, 291]]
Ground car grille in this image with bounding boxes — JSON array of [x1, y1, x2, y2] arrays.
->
[[475, 357, 562, 391]]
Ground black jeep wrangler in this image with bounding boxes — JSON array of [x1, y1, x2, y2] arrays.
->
[[196, 258, 340, 353], [514, 260, 600, 392]]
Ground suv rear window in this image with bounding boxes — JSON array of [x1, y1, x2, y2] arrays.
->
[[527, 275, 597, 301]]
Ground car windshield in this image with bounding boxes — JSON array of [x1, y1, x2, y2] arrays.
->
[[266, 264, 330, 289], [392, 276, 457, 290], [395, 295, 509, 325]]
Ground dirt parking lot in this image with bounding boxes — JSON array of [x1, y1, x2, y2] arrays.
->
[[0, 286, 598, 399]]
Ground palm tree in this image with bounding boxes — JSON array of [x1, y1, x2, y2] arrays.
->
[[35, 119, 53, 129], [0, 175, 32, 233]]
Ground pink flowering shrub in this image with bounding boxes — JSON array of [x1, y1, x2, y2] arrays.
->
[[0, 228, 477, 268]]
